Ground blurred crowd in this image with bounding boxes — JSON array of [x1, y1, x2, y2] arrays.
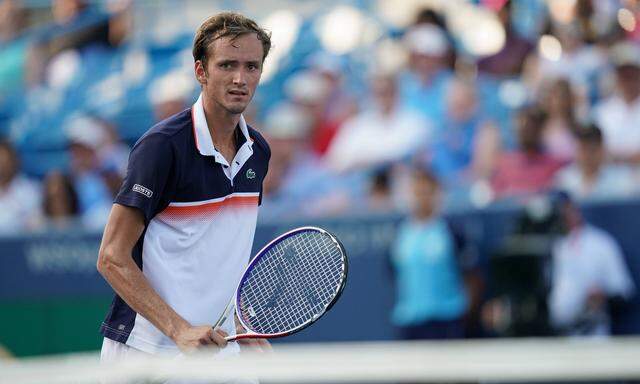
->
[[1, 0, 640, 232], [0, 0, 638, 343]]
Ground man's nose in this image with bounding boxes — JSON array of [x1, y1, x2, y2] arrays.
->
[[232, 70, 247, 86]]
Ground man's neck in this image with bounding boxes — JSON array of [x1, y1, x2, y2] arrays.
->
[[202, 96, 241, 148]]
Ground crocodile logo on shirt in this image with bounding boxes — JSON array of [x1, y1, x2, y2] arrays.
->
[[246, 169, 256, 179]]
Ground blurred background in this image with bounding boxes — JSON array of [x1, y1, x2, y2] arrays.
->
[[1, 0, 640, 359]]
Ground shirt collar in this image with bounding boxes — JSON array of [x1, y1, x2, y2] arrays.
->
[[191, 93, 252, 158]]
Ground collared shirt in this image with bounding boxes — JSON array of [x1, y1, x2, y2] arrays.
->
[[595, 95, 640, 157], [391, 217, 468, 326], [100, 94, 270, 355], [325, 105, 430, 172], [549, 225, 635, 335]]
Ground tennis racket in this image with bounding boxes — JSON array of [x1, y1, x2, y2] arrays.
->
[[213, 226, 348, 341]]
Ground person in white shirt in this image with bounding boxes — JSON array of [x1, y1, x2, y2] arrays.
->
[[555, 125, 636, 200], [326, 72, 431, 173], [594, 42, 640, 164], [0, 140, 41, 233], [549, 193, 635, 336]]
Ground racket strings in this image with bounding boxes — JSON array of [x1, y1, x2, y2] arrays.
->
[[241, 233, 342, 332], [238, 231, 345, 335]]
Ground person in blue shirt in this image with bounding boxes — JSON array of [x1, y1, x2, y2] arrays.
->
[[390, 166, 470, 339]]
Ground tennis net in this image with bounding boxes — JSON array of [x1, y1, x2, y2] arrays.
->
[[2, 337, 640, 383]]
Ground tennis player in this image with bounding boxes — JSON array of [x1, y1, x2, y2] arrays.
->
[[97, 12, 271, 362]]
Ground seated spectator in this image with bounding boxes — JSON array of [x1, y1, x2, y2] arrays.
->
[[492, 107, 564, 198], [325, 72, 430, 173], [260, 102, 348, 218], [0, 140, 41, 233], [429, 77, 500, 185], [390, 167, 470, 339], [477, 0, 534, 77], [539, 78, 580, 162], [549, 193, 635, 336], [594, 42, 640, 165], [366, 167, 395, 213], [399, 24, 452, 124], [65, 115, 114, 230], [149, 69, 196, 122], [39, 170, 80, 230], [0, 0, 29, 95], [555, 125, 636, 200], [528, 22, 607, 100], [305, 52, 358, 155]]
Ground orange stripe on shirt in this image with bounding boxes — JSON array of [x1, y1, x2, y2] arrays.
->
[[161, 195, 259, 217]]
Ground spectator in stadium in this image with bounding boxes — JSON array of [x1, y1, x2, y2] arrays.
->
[[555, 125, 636, 200], [149, 69, 196, 122], [549, 193, 635, 336], [0, 140, 41, 233], [428, 76, 500, 186], [400, 23, 452, 124], [260, 102, 347, 218], [390, 167, 469, 339], [0, 0, 29, 95], [38, 170, 80, 230], [539, 78, 580, 163], [65, 115, 114, 230], [325, 72, 430, 173], [594, 41, 640, 165], [411, 7, 456, 70], [367, 167, 395, 213], [491, 107, 564, 198], [26, 0, 131, 88], [305, 52, 358, 156], [529, 22, 607, 99], [477, 0, 534, 77], [0, 0, 26, 43]]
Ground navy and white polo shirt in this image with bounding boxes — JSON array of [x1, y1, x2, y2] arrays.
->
[[100, 94, 270, 355]]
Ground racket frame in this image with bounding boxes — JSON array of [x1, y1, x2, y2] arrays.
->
[[213, 226, 348, 341]]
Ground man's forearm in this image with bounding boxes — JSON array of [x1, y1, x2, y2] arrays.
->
[[99, 254, 189, 340]]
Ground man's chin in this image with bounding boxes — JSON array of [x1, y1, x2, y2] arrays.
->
[[224, 102, 248, 115]]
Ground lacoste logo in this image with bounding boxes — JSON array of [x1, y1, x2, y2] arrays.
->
[[132, 184, 153, 198], [246, 169, 256, 179]]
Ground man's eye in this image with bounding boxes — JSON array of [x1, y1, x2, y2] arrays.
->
[[220, 63, 232, 69], [248, 64, 258, 71]]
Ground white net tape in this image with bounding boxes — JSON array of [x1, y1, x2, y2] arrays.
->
[[2, 338, 640, 384]]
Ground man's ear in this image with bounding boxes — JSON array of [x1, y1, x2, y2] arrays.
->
[[195, 60, 207, 85]]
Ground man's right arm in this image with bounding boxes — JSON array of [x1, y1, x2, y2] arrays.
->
[[96, 203, 227, 352]]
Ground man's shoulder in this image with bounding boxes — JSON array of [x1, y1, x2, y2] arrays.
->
[[247, 125, 270, 157], [583, 225, 620, 251]]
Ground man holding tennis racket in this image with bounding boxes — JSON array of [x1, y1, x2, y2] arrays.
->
[[97, 12, 271, 362]]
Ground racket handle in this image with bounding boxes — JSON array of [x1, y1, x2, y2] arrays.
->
[[224, 333, 266, 342], [213, 299, 234, 329]]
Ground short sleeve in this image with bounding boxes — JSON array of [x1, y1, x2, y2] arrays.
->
[[256, 133, 271, 207], [115, 133, 175, 223]]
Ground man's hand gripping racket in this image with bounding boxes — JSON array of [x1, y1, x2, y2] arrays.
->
[[213, 226, 348, 341]]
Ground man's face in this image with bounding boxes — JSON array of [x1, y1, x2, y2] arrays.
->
[[616, 65, 640, 102], [0, 146, 17, 184], [412, 175, 439, 218], [195, 33, 263, 115], [576, 140, 603, 174]]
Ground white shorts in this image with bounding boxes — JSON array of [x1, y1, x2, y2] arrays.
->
[[100, 338, 257, 384]]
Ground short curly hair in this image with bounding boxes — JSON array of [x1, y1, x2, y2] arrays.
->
[[193, 12, 272, 67]]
